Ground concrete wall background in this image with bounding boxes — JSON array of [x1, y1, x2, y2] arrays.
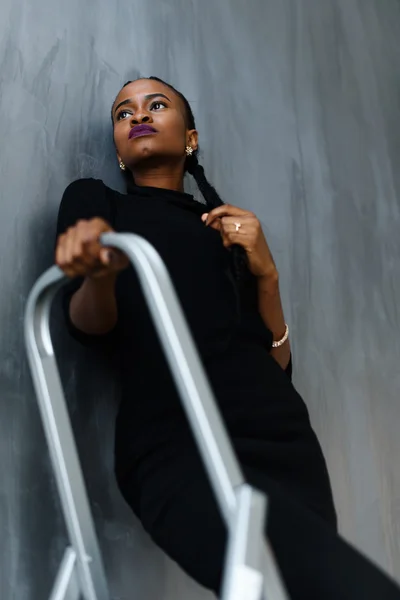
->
[[1, 1, 399, 598]]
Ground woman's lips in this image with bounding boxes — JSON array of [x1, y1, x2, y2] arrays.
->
[[128, 125, 158, 139]]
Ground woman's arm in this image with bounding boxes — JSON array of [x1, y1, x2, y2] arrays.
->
[[257, 270, 291, 371], [69, 274, 118, 335], [202, 204, 291, 371], [56, 217, 128, 335], [55, 179, 128, 340]]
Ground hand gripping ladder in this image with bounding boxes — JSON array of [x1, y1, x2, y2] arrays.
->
[[24, 232, 290, 600]]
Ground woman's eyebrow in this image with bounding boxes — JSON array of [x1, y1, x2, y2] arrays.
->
[[114, 93, 171, 115]]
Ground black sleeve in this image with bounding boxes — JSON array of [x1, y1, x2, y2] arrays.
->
[[56, 178, 113, 237], [55, 178, 118, 347]]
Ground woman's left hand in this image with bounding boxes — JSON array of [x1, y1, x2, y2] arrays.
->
[[202, 205, 277, 279]]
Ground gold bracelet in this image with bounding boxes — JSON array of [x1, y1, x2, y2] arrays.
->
[[272, 324, 289, 348]]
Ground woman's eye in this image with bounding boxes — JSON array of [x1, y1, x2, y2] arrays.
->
[[116, 101, 166, 120], [151, 101, 167, 111], [117, 110, 131, 121]]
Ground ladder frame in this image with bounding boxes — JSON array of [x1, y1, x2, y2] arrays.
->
[[24, 232, 290, 600]]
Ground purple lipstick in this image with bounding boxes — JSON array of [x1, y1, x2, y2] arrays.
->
[[129, 125, 158, 139]]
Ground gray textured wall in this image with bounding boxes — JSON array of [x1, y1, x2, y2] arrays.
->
[[1, 1, 400, 598]]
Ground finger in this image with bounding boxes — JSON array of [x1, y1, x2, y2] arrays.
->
[[77, 221, 110, 271], [201, 212, 221, 232], [220, 217, 254, 238], [64, 226, 77, 267], [56, 223, 102, 278], [205, 204, 249, 227], [220, 231, 234, 249], [208, 218, 222, 232], [64, 225, 96, 277], [71, 225, 96, 271], [218, 222, 245, 248], [82, 232, 104, 265], [56, 235, 77, 279], [221, 223, 254, 251], [83, 218, 110, 255], [58, 240, 86, 277], [55, 234, 66, 268], [220, 217, 242, 231]]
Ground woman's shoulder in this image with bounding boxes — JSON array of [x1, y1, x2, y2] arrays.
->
[[57, 178, 116, 233], [62, 177, 127, 206], [62, 177, 108, 198]]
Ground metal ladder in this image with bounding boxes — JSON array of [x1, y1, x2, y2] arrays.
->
[[24, 232, 290, 600]]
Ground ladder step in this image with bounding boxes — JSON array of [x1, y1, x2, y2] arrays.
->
[[49, 547, 80, 600]]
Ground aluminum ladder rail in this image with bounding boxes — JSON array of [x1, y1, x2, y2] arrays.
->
[[24, 232, 290, 600]]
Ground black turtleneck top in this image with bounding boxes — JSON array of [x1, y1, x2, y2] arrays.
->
[[56, 178, 335, 522]]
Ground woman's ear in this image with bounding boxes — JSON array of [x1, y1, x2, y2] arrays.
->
[[187, 130, 198, 152]]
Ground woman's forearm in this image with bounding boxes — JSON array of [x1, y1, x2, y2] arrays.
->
[[70, 274, 118, 335], [257, 271, 291, 370]]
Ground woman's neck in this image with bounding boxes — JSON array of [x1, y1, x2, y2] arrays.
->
[[131, 165, 185, 192]]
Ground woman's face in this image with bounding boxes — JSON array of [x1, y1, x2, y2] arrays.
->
[[112, 79, 198, 173]]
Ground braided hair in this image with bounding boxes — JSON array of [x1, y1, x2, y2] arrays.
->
[[112, 76, 247, 283]]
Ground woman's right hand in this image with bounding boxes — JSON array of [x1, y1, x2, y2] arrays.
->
[[55, 218, 129, 279]]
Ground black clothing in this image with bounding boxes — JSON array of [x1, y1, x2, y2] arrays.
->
[[56, 178, 400, 599], [121, 459, 400, 599]]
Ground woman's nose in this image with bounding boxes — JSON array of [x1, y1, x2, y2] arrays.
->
[[131, 113, 151, 125]]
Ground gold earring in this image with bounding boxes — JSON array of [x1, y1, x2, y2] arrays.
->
[[185, 146, 194, 157], [119, 161, 126, 171]]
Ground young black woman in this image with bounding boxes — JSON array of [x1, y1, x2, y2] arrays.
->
[[55, 77, 400, 599]]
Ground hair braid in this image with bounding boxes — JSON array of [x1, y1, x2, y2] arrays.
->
[[186, 154, 247, 284], [185, 155, 222, 209]]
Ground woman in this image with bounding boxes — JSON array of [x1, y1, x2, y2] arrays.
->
[[55, 76, 400, 598]]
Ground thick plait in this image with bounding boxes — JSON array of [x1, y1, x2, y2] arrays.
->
[[184, 142, 248, 286]]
